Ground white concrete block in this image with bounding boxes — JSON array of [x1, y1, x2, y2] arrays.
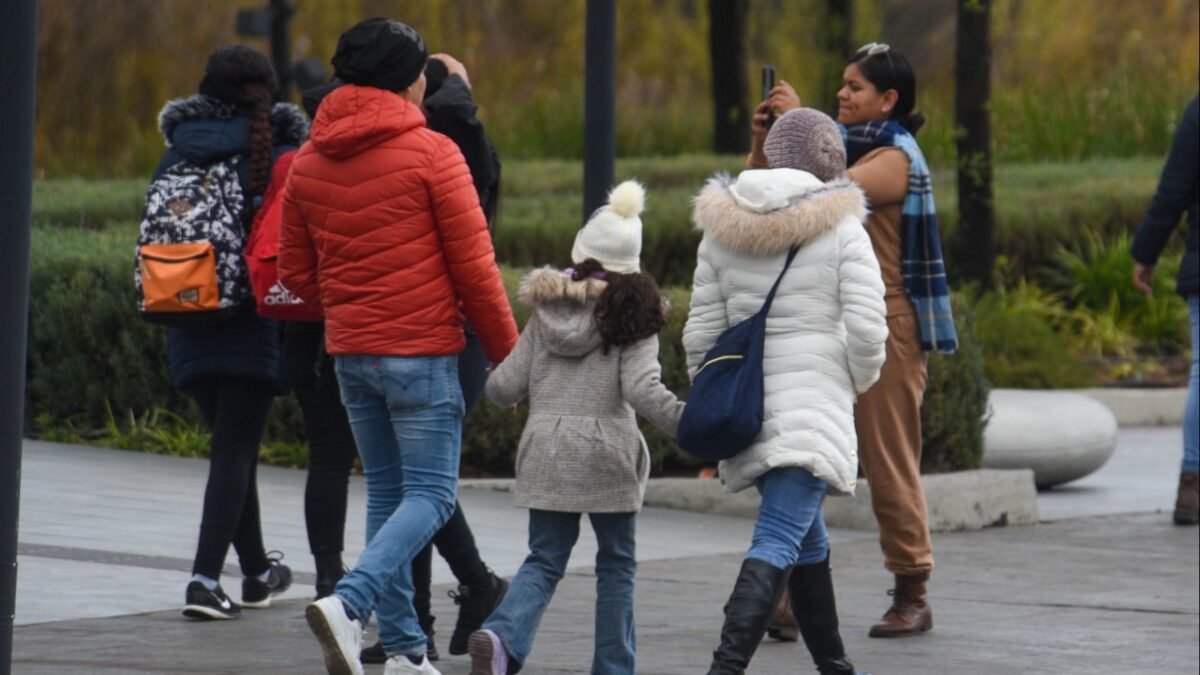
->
[[984, 389, 1119, 488]]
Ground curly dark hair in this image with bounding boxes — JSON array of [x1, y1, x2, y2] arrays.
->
[[571, 259, 667, 354]]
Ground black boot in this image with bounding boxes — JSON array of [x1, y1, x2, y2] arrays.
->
[[420, 613, 440, 662], [448, 568, 509, 655], [313, 551, 344, 600], [790, 556, 868, 675], [707, 558, 790, 675]]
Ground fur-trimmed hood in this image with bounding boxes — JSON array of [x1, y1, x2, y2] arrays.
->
[[158, 94, 308, 149], [692, 169, 868, 257], [518, 266, 608, 307], [518, 267, 607, 357]]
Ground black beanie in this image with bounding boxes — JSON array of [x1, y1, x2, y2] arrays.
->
[[331, 18, 427, 93]]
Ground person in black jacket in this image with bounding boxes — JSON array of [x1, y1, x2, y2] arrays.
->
[[293, 53, 507, 664], [1132, 94, 1199, 525]]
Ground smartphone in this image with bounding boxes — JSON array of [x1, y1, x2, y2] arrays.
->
[[761, 65, 776, 129]]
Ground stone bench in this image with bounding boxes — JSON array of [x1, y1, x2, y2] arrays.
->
[[983, 389, 1119, 489]]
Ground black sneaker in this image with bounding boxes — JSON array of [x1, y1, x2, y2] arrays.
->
[[182, 581, 241, 620], [242, 552, 294, 608], [448, 571, 508, 655]]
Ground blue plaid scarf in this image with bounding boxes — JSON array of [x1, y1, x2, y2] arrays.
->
[[842, 120, 958, 353]]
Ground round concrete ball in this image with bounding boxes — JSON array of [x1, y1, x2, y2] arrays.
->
[[982, 389, 1119, 489]]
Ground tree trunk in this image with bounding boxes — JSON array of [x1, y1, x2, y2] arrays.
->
[[821, 0, 853, 116], [955, 0, 995, 288], [709, 0, 749, 154]]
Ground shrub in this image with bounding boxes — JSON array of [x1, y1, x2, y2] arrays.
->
[[26, 222, 305, 446], [29, 225, 990, 476], [32, 178, 146, 229], [920, 295, 991, 474], [27, 223, 189, 429], [969, 282, 1096, 388], [1049, 233, 1188, 354]]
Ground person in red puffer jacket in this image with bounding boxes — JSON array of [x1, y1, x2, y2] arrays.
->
[[279, 18, 517, 675]]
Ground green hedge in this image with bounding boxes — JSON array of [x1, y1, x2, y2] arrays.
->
[[28, 221, 988, 475], [493, 156, 1162, 288], [32, 157, 1164, 290]]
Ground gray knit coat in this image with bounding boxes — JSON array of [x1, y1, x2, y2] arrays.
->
[[485, 268, 685, 513]]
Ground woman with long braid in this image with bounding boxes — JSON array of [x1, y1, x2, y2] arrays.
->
[[149, 45, 308, 619]]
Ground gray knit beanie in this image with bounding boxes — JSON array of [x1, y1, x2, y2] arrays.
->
[[763, 108, 847, 182]]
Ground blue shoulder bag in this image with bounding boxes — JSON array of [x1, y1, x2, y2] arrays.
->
[[677, 246, 800, 461]]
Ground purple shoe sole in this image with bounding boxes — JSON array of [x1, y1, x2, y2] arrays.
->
[[467, 630, 507, 675]]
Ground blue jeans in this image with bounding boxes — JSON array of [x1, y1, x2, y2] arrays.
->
[[484, 509, 637, 675], [747, 467, 831, 569], [332, 355, 464, 657], [1185, 294, 1199, 474]]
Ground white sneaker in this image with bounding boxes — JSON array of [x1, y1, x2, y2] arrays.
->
[[305, 595, 364, 675], [384, 653, 442, 675]]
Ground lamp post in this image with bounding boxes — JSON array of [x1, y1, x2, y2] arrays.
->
[[583, 0, 616, 224], [0, 0, 37, 671], [236, 0, 295, 101]]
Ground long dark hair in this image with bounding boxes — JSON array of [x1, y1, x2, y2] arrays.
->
[[199, 45, 278, 197], [846, 46, 924, 135], [571, 259, 666, 354]]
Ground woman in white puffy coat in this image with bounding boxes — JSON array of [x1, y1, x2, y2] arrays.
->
[[685, 108, 886, 675]]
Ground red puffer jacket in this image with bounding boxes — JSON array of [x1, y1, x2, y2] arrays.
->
[[279, 85, 517, 363]]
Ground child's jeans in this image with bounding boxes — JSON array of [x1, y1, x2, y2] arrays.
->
[[483, 509, 637, 675]]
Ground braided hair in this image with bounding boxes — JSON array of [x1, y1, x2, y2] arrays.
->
[[198, 45, 279, 198], [570, 259, 667, 354]]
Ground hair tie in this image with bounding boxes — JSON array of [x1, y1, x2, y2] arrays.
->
[[563, 268, 606, 281]]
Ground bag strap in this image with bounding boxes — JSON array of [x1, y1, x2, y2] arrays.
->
[[758, 245, 801, 317]]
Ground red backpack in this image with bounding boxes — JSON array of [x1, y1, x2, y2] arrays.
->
[[244, 150, 323, 321]]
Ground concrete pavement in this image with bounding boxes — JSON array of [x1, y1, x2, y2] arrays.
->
[[11, 429, 1200, 674]]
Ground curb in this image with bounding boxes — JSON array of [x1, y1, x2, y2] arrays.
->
[[1073, 387, 1188, 427], [461, 469, 1040, 532]]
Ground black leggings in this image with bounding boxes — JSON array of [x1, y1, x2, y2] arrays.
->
[[188, 375, 276, 580], [413, 327, 492, 612], [285, 323, 490, 605], [284, 325, 358, 555]]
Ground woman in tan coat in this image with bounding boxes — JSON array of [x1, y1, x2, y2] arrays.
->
[[749, 43, 959, 640]]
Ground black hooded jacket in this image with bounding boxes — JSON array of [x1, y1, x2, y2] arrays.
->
[[1132, 95, 1198, 296], [422, 73, 501, 231]]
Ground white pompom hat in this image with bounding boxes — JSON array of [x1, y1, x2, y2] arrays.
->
[[571, 180, 645, 274]]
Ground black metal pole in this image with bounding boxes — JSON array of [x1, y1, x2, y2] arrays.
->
[[583, 0, 616, 224], [0, 0, 37, 671], [270, 0, 294, 101]]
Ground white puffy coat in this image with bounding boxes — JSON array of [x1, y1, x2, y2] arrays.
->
[[683, 169, 888, 495]]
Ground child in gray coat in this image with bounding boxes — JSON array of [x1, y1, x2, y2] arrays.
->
[[468, 180, 684, 675]]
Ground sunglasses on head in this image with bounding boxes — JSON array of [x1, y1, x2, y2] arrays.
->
[[857, 42, 890, 56]]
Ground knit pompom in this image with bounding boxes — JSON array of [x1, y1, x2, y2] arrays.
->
[[607, 180, 645, 218]]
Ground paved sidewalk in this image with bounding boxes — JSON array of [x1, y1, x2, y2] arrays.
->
[[11, 431, 1200, 674]]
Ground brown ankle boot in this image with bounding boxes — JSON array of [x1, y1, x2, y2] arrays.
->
[[765, 581, 799, 642], [1175, 472, 1200, 525], [868, 573, 933, 638]]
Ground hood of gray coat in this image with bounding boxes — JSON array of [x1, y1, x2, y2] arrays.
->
[[518, 267, 607, 358], [692, 171, 868, 257]]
